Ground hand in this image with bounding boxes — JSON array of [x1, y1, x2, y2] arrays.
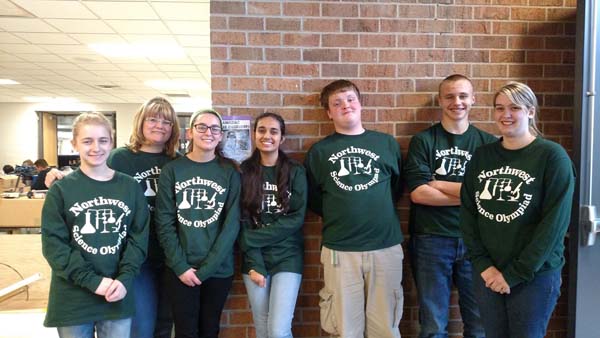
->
[[105, 279, 127, 302], [481, 266, 511, 294], [249, 269, 266, 288], [179, 268, 202, 287], [94, 277, 113, 296], [45, 168, 65, 188]]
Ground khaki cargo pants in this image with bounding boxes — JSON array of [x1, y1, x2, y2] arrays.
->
[[319, 244, 404, 338]]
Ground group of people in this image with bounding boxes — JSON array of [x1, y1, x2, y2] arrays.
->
[[39, 75, 574, 338], [2, 158, 51, 190]]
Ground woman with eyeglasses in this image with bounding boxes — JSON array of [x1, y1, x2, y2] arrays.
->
[[460, 82, 575, 338], [107, 96, 180, 338], [155, 109, 240, 338], [239, 112, 307, 338]]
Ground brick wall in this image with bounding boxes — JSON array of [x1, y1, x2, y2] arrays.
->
[[210, 1, 577, 337]]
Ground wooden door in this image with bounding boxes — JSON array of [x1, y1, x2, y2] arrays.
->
[[41, 112, 57, 166]]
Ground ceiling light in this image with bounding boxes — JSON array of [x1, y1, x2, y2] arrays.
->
[[145, 79, 208, 91], [171, 96, 212, 113], [96, 84, 120, 89], [0, 79, 20, 85], [88, 42, 185, 59]]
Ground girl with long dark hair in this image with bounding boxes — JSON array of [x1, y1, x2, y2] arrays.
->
[[239, 112, 307, 338]]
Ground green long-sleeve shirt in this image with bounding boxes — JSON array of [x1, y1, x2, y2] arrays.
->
[[304, 130, 403, 251], [239, 164, 307, 276], [404, 123, 496, 237], [108, 147, 179, 264], [41, 169, 149, 327], [460, 138, 575, 287], [155, 156, 240, 281]]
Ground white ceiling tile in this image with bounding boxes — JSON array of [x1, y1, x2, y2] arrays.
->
[[176, 35, 209, 48], [128, 71, 168, 80], [77, 63, 120, 71], [190, 55, 211, 65], [36, 62, 82, 70], [152, 2, 209, 20], [40, 44, 98, 55], [121, 34, 178, 45], [91, 70, 133, 78], [67, 54, 110, 63], [0, 62, 42, 70], [106, 20, 169, 34], [165, 21, 209, 35], [184, 47, 210, 56], [116, 63, 158, 71], [148, 58, 191, 66], [0, 18, 59, 32], [12, 0, 97, 19], [46, 19, 114, 34], [14, 32, 80, 45], [69, 33, 126, 45], [168, 73, 206, 79], [83, 1, 159, 20], [0, 44, 50, 54], [0, 53, 24, 62], [157, 64, 197, 72], [0, 32, 28, 44], [59, 70, 100, 79], [0, 2, 211, 103], [18, 54, 66, 63]]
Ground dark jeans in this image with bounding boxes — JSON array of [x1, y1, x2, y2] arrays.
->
[[131, 262, 173, 338], [166, 269, 233, 338], [410, 234, 484, 338], [473, 268, 561, 338]]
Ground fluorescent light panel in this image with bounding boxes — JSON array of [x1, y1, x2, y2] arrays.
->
[[0, 79, 19, 85]]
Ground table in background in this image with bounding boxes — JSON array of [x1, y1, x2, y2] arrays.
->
[[0, 197, 44, 229]]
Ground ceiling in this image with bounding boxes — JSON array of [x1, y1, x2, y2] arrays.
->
[[0, 0, 212, 105]]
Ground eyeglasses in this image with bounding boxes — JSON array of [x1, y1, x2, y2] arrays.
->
[[145, 117, 173, 127], [193, 123, 223, 134]]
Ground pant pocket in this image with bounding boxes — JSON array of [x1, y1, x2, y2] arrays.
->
[[393, 289, 403, 328], [319, 288, 339, 335]]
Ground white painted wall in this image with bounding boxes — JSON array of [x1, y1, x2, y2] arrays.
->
[[0, 102, 140, 167]]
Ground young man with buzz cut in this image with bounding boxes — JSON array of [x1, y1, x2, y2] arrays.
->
[[304, 79, 404, 338], [404, 74, 496, 338]]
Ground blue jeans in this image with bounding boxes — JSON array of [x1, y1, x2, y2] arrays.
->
[[57, 318, 131, 338], [131, 262, 173, 338], [473, 268, 561, 338], [410, 235, 484, 338], [243, 272, 302, 338]]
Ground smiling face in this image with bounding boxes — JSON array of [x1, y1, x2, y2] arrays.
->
[[142, 114, 173, 149], [254, 116, 285, 156], [438, 78, 475, 124], [71, 123, 113, 170], [494, 93, 535, 140], [326, 89, 363, 134], [187, 112, 223, 154]]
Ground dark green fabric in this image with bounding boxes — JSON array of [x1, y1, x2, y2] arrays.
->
[[108, 147, 179, 264], [460, 138, 575, 287], [239, 164, 307, 276], [304, 130, 403, 251], [155, 156, 240, 281], [42, 169, 149, 327], [405, 123, 496, 237]]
